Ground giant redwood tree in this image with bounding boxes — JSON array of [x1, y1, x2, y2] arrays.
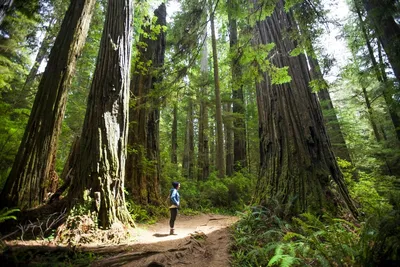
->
[[0, 0, 96, 209], [253, 0, 357, 215], [126, 4, 166, 205], [68, 0, 133, 228]]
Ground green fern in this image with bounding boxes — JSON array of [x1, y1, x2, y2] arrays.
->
[[0, 208, 19, 223], [268, 254, 301, 267]]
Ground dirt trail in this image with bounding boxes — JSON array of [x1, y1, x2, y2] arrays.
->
[[1, 213, 238, 266], [93, 213, 239, 267]]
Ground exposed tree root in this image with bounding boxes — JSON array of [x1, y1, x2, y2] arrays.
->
[[92, 232, 210, 267], [0, 199, 68, 241]]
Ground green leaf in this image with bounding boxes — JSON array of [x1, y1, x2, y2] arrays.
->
[[289, 47, 303, 57], [270, 66, 292, 84]]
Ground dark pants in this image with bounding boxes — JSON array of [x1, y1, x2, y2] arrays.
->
[[169, 208, 178, 228]]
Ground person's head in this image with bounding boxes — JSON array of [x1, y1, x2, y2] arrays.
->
[[172, 181, 180, 189]]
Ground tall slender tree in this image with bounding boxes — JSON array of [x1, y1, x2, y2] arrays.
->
[[197, 30, 210, 181], [361, 0, 400, 82], [68, 0, 134, 228], [126, 3, 166, 205], [253, 0, 357, 215], [182, 95, 195, 178], [225, 102, 234, 176], [228, 0, 247, 171], [171, 102, 178, 164], [22, 0, 69, 93], [353, 0, 400, 141], [0, 0, 96, 209], [210, 0, 225, 178]]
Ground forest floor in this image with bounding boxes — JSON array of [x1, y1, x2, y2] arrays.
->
[[1, 213, 239, 266]]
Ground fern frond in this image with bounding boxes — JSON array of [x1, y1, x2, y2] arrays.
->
[[0, 208, 20, 223], [268, 254, 301, 267], [283, 231, 305, 241], [281, 256, 301, 267], [268, 254, 285, 266]]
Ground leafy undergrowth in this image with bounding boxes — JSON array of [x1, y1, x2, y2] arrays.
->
[[231, 205, 400, 266], [231, 205, 362, 266], [231, 164, 400, 267]]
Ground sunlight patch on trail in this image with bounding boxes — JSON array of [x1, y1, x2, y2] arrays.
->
[[133, 214, 238, 244]]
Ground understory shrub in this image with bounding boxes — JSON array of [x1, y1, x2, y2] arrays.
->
[[126, 200, 168, 224], [159, 170, 254, 213], [185, 172, 253, 211], [231, 161, 400, 266], [231, 205, 362, 267]]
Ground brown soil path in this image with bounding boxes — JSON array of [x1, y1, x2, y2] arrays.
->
[[93, 213, 239, 267], [1, 213, 238, 266]]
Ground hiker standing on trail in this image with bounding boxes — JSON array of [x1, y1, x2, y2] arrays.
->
[[169, 181, 180, 235]]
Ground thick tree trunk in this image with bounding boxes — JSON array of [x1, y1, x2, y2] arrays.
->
[[0, 0, 13, 25], [228, 0, 247, 171], [171, 102, 178, 164], [0, 0, 95, 209], [126, 4, 166, 205], [197, 33, 210, 180], [308, 57, 352, 162], [210, 9, 225, 178], [68, 0, 134, 228], [253, 0, 357, 216], [182, 97, 195, 178], [362, 0, 400, 82]]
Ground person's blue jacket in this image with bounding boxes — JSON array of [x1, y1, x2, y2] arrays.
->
[[170, 188, 180, 207]]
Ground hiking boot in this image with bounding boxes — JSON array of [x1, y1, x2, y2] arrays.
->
[[169, 228, 174, 235]]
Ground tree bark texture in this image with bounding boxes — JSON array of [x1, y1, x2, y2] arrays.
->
[[253, 0, 357, 215], [197, 33, 210, 180], [68, 0, 133, 228], [0, 0, 13, 25], [228, 0, 247, 171], [126, 4, 166, 205], [0, 0, 95, 209], [362, 0, 400, 82], [210, 10, 225, 178]]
